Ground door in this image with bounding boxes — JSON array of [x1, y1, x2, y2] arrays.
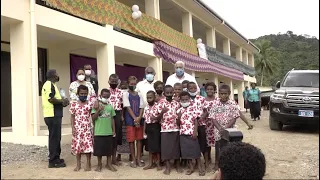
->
[[1, 51, 12, 127]]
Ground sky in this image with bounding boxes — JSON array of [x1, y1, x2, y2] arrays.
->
[[202, 0, 319, 39]]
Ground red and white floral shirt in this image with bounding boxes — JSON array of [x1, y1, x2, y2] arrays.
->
[[143, 103, 160, 124], [192, 95, 206, 126], [177, 102, 202, 136], [208, 98, 240, 141], [156, 99, 180, 132], [108, 88, 123, 111]]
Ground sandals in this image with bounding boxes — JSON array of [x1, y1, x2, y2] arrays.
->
[[138, 160, 145, 167]]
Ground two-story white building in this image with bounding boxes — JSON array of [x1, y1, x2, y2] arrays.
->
[[1, 0, 259, 146]]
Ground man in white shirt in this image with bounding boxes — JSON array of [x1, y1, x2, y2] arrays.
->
[[165, 61, 200, 92], [135, 67, 156, 106]]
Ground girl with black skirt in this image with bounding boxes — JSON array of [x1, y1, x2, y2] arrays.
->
[[91, 89, 117, 172], [177, 91, 205, 176], [143, 91, 162, 171], [247, 83, 261, 121]]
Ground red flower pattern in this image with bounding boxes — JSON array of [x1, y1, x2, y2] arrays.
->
[[108, 88, 123, 111], [208, 98, 240, 141], [143, 103, 160, 124], [203, 99, 216, 146], [156, 100, 180, 132], [69, 100, 94, 155], [192, 95, 206, 126], [177, 102, 200, 135]]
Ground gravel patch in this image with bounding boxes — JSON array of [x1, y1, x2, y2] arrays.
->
[[1, 142, 48, 165]]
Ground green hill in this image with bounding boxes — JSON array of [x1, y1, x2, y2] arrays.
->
[[250, 31, 319, 86]]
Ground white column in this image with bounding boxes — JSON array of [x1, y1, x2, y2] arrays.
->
[[245, 81, 250, 89], [236, 47, 243, 62], [248, 53, 254, 67], [206, 27, 216, 48], [228, 79, 234, 100], [148, 57, 163, 81], [214, 75, 219, 94], [243, 50, 249, 65], [145, 0, 160, 19], [182, 12, 193, 37], [10, 21, 38, 136], [237, 81, 245, 110], [96, 44, 115, 91], [223, 38, 231, 56]]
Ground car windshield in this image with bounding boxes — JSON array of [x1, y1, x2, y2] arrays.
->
[[282, 72, 319, 88]]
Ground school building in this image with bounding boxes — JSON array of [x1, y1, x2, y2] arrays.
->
[[1, 0, 258, 146]]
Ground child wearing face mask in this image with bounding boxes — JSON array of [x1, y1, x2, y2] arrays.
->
[[154, 81, 165, 102], [92, 89, 116, 172], [208, 84, 240, 172], [106, 74, 124, 166], [177, 91, 205, 176], [187, 82, 208, 168], [69, 68, 96, 102], [122, 76, 145, 168], [142, 91, 162, 171], [152, 85, 182, 175], [181, 80, 189, 92], [69, 85, 95, 172]]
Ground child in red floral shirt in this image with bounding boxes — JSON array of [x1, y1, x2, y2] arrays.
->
[[209, 84, 240, 172], [143, 91, 161, 171], [152, 85, 182, 175], [177, 91, 205, 176]]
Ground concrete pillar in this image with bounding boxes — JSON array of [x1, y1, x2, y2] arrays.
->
[[228, 79, 234, 100], [236, 47, 243, 62], [243, 50, 249, 65], [182, 12, 193, 37], [10, 21, 38, 136], [145, 0, 160, 19], [245, 81, 250, 89], [237, 81, 245, 110], [223, 38, 231, 56], [96, 44, 115, 91], [214, 75, 219, 94], [248, 53, 254, 67], [206, 27, 216, 48], [148, 57, 163, 81]]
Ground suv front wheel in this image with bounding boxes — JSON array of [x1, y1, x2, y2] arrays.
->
[[269, 116, 283, 131]]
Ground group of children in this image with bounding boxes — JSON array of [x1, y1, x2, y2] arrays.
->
[[69, 73, 243, 176]]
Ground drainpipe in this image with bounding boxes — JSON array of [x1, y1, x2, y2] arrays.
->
[[30, 0, 39, 136]]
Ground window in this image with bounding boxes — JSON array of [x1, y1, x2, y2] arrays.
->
[[38, 48, 48, 95], [283, 72, 319, 88]]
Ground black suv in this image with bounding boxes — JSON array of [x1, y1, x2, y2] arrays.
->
[[269, 69, 319, 130]]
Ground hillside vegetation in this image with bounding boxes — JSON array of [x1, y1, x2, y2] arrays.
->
[[251, 31, 319, 86]]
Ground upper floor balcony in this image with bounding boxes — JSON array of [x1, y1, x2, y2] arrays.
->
[[36, 0, 257, 76]]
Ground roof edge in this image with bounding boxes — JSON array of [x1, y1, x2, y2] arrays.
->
[[193, 0, 260, 53]]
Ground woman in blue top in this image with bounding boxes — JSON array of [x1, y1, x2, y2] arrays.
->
[[247, 83, 261, 121]]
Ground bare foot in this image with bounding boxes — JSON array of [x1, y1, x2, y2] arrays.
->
[[185, 169, 194, 175], [143, 164, 154, 170], [73, 165, 81, 172], [94, 165, 102, 172], [106, 164, 117, 172], [157, 165, 162, 171], [163, 168, 170, 175], [176, 167, 183, 173], [199, 169, 206, 176], [112, 160, 121, 166], [84, 164, 91, 171]]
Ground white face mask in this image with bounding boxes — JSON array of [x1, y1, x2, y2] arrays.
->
[[77, 75, 85, 81], [85, 70, 91, 76], [180, 102, 190, 107], [189, 92, 197, 96], [99, 97, 109, 104]]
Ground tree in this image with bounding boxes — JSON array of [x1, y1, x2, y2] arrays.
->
[[254, 40, 279, 86]]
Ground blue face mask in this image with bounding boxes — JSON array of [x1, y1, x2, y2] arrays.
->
[[145, 74, 154, 82], [176, 68, 184, 77], [78, 96, 87, 102]]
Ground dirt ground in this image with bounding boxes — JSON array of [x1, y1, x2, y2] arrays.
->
[[1, 110, 319, 179]]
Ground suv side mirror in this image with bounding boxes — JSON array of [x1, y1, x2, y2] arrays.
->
[[275, 81, 281, 89]]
